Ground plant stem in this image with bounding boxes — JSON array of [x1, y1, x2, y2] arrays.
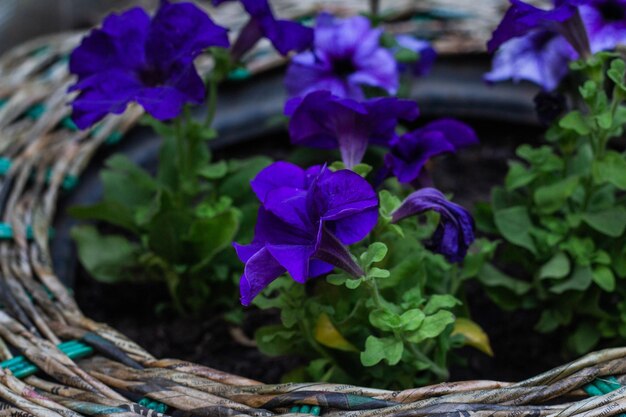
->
[[204, 76, 219, 128], [407, 342, 449, 380]]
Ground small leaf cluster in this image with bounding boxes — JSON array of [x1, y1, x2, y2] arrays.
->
[[253, 187, 494, 389], [479, 54, 626, 354], [71, 109, 271, 315]]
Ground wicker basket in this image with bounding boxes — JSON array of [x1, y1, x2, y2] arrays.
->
[[0, 2, 623, 417]]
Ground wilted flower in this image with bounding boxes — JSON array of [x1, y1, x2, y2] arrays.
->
[[69, 1, 229, 129], [285, 90, 419, 168], [212, 0, 312, 58], [391, 188, 475, 263], [384, 119, 479, 184], [285, 13, 398, 99], [395, 35, 437, 77], [234, 162, 379, 305]]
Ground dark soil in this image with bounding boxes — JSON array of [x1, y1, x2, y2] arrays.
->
[[71, 116, 574, 385]]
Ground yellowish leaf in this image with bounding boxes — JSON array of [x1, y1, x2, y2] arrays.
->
[[452, 318, 494, 356], [314, 313, 358, 352]]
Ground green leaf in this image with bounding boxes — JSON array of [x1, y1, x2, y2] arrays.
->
[[395, 47, 420, 64], [71, 225, 140, 284], [423, 294, 461, 315], [220, 157, 273, 202], [505, 162, 536, 191], [478, 264, 531, 295], [255, 325, 299, 356], [407, 310, 455, 343], [493, 206, 537, 254], [549, 266, 593, 294], [400, 309, 426, 331], [582, 207, 626, 237], [102, 155, 159, 207], [197, 160, 228, 179], [361, 336, 403, 366], [539, 252, 570, 280], [567, 322, 600, 355], [360, 242, 388, 267], [68, 201, 139, 234], [533, 176, 579, 214], [379, 190, 402, 222], [146, 202, 190, 263], [593, 266, 615, 292], [351, 163, 373, 177], [560, 237, 595, 266], [187, 209, 240, 271], [369, 309, 402, 331], [367, 267, 390, 280], [593, 151, 626, 189], [608, 58, 626, 91], [559, 111, 591, 135]]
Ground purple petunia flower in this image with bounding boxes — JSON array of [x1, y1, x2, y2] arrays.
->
[[391, 188, 475, 263], [395, 35, 437, 77], [69, 1, 229, 129], [385, 119, 479, 185], [485, 30, 577, 91], [234, 161, 378, 305], [285, 90, 419, 168], [487, 0, 588, 56], [487, 0, 626, 91], [212, 0, 312, 58], [579, 0, 626, 51], [285, 13, 398, 99]]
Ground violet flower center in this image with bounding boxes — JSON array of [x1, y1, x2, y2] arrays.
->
[[138, 67, 165, 87], [332, 57, 357, 77], [599, 0, 625, 22]]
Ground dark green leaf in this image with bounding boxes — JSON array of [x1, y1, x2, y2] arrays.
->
[[593, 266, 615, 292], [593, 151, 626, 189], [478, 264, 531, 295], [494, 206, 537, 254], [361, 336, 403, 366], [539, 252, 570, 280], [533, 176, 579, 214], [68, 201, 139, 234], [71, 225, 140, 284], [582, 207, 626, 237], [549, 266, 593, 294]]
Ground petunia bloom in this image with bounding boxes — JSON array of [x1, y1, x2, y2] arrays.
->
[[485, 30, 577, 91], [285, 90, 419, 168], [391, 188, 475, 263], [395, 35, 437, 77], [486, 0, 626, 91], [212, 0, 312, 58], [69, 1, 229, 129], [487, 0, 588, 56], [579, 0, 626, 52], [385, 119, 479, 185], [285, 13, 398, 99], [234, 162, 379, 305]]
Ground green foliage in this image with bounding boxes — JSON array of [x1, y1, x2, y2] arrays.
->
[[482, 54, 626, 354], [253, 191, 494, 389], [71, 106, 271, 316]]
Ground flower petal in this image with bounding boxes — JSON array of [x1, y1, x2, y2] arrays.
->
[[69, 7, 150, 78], [147, 0, 229, 72], [71, 70, 143, 129], [239, 246, 286, 306], [391, 188, 475, 262]]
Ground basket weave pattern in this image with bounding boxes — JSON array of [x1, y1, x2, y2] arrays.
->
[[0, 2, 623, 417]]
